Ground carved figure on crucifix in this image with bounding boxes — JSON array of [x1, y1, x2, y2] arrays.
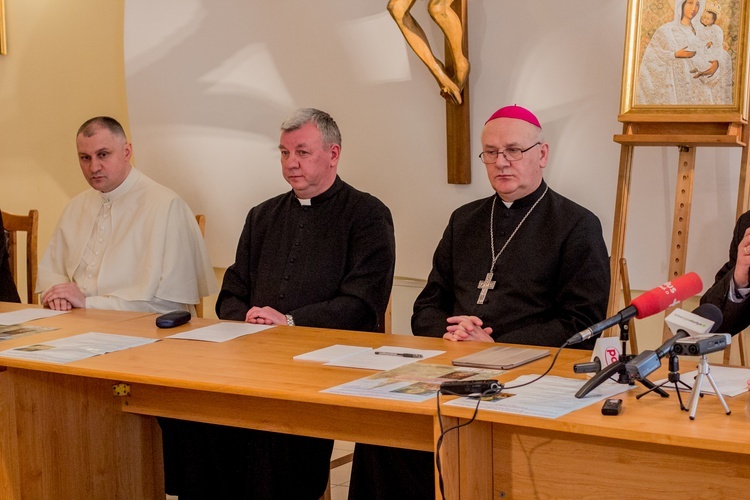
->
[[388, 0, 469, 104]]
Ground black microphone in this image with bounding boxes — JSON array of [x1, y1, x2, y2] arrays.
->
[[565, 305, 638, 346], [565, 272, 703, 346], [625, 303, 722, 380]]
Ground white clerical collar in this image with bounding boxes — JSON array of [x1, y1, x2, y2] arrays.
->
[[101, 167, 139, 203], [296, 198, 312, 206], [502, 200, 513, 208]]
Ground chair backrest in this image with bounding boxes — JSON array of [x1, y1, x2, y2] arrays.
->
[[195, 214, 206, 238], [195, 214, 206, 318], [1, 209, 39, 304], [384, 294, 393, 334], [618, 257, 638, 355]]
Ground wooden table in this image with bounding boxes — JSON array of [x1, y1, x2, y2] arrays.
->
[[1, 303, 749, 499], [440, 358, 750, 499]]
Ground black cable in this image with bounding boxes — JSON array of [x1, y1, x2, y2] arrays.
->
[[433, 343, 566, 499], [502, 343, 566, 390], [435, 386, 498, 500]]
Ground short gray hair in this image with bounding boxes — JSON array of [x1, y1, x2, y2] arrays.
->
[[77, 116, 127, 141], [281, 108, 341, 148]]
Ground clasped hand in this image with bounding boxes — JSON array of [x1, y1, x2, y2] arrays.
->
[[443, 315, 494, 342], [245, 306, 286, 325], [41, 283, 86, 310]]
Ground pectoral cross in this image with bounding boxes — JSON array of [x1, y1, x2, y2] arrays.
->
[[477, 273, 496, 304]]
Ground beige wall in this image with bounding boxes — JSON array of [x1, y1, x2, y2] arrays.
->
[[0, 0, 129, 298], [1, 2, 743, 362]]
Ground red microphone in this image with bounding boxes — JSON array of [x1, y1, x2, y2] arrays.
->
[[630, 272, 703, 318], [566, 272, 703, 345]]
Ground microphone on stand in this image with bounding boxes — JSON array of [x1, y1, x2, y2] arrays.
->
[[625, 303, 722, 380], [566, 272, 703, 346], [573, 272, 704, 399]]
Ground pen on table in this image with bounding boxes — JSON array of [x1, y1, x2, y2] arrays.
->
[[373, 351, 423, 358]]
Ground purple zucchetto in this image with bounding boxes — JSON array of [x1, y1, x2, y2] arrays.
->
[[485, 105, 542, 129]]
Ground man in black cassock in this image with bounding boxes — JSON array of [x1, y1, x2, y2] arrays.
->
[[701, 210, 750, 334], [348, 104, 610, 499], [0, 212, 21, 303], [160, 108, 395, 499]]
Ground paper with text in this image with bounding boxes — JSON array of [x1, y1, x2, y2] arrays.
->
[[446, 374, 632, 419]]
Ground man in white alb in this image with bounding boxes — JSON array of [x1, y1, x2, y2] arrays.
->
[[37, 116, 216, 313]]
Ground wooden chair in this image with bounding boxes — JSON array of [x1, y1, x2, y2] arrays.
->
[[194, 214, 206, 318], [323, 294, 394, 499], [723, 331, 747, 366], [384, 294, 393, 334], [2, 209, 39, 304]]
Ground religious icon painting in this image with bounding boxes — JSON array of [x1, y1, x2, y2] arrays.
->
[[619, 0, 750, 122]]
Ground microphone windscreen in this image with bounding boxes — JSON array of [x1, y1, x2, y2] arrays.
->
[[631, 272, 703, 319], [691, 303, 723, 333]]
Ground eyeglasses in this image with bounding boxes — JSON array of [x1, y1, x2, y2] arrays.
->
[[478, 142, 541, 164]]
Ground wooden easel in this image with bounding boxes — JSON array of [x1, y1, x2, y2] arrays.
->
[[609, 116, 750, 360]]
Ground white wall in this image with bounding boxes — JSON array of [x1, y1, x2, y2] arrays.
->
[[123, 0, 738, 301]]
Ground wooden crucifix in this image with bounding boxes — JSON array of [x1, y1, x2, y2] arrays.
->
[[388, 0, 471, 184]]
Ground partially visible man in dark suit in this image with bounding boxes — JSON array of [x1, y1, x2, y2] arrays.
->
[[702, 210, 750, 334]]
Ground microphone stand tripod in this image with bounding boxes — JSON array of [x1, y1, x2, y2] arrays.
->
[[686, 354, 731, 420], [575, 321, 669, 399], [636, 353, 691, 411]]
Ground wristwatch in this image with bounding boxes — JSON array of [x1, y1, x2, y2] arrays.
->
[[285, 314, 295, 326]]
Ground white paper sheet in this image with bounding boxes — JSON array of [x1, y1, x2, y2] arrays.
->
[[445, 374, 633, 419], [293, 344, 373, 362], [166, 323, 274, 342], [654, 364, 750, 397], [324, 345, 444, 370], [0, 308, 69, 326]]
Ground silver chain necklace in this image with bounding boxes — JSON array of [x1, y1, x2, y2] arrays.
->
[[477, 185, 549, 304]]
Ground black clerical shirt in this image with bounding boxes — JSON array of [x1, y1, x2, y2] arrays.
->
[[216, 176, 395, 332], [412, 181, 610, 348]]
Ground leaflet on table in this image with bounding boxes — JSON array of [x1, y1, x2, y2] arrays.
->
[[166, 323, 274, 342], [297, 344, 444, 370], [0, 308, 69, 326], [0, 332, 158, 364], [445, 374, 633, 419], [0, 324, 57, 342], [322, 363, 503, 403], [653, 365, 750, 397]]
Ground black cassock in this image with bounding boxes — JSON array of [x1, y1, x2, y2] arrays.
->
[[349, 182, 610, 499], [162, 177, 395, 499], [412, 181, 610, 346]]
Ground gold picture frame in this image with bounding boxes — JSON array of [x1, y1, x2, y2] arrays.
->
[[619, 0, 750, 122], [0, 0, 6, 55]]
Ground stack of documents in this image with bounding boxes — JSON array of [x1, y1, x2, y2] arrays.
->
[[322, 363, 503, 402]]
